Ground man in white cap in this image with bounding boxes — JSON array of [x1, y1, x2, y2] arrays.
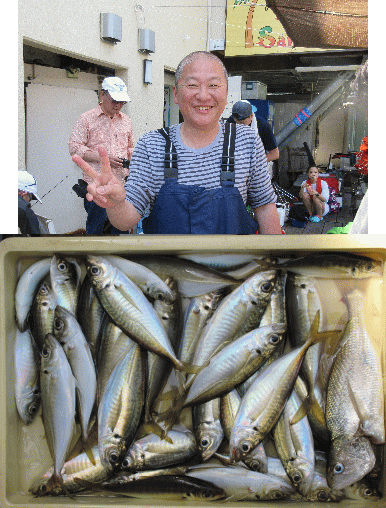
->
[[18, 171, 42, 235], [69, 76, 135, 234]]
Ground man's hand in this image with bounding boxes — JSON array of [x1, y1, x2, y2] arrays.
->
[[72, 146, 126, 209]]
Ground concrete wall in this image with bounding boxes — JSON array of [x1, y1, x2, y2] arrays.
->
[[18, 0, 216, 172]]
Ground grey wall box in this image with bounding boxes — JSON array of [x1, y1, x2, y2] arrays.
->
[[138, 28, 155, 53], [100, 13, 122, 43]]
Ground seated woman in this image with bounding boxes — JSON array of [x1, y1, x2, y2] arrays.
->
[[299, 166, 329, 222]]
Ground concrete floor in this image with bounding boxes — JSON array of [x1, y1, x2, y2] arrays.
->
[[280, 185, 362, 235]]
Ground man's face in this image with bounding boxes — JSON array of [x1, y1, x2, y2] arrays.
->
[[173, 56, 228, 130], [234, 115, 253, 126], [100, 91, 126, 118]]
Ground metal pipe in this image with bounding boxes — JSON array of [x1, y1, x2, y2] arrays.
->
[[275, 71, 355, 147], [277, 84, 349, 151]]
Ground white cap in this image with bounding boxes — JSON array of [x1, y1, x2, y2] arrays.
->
[[101, 77, 131, 102], [18, 171, 42, 203]]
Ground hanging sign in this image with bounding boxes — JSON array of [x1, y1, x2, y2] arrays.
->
[[225, 0, 329, 57]]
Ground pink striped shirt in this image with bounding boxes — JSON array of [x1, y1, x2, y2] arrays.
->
[[68, 104, 135, 183]]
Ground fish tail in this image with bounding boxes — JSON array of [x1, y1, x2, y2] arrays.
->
[[82, 437, 97, 466], [140, 421, 174, 444], [306, 310, 343, 350]]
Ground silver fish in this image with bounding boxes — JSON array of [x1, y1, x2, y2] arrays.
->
[[186, 463, 296, 501], [86, 255, 185, 371], [98, 344, 146, 468], [129, 255, 240, 297], [50, 255, 81, 316], [326, 289, 385, 490], [99, 474, 226, 501], [220, 389, 268, 474], [105, 255, 177, 303], [280, 253, 382, 279], [29, 277, 56, 350], [190, 270, 277, 372], [193, 398, 224, 461], [52, 305, 97, 442], [39, 333, 77, 493], [29, 446, 113, 496], [122, 426, 197, 471], [184, 323, 286, 408], [77, 274, 105, 359], [230, 312, 337, 463], [15, 257, 51, 332], [96, 315, 136, 403], [14, 328, 40, 425], [272, 388, 315, 497]]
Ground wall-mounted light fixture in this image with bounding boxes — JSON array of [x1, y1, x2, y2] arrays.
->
[[138, 28, 155, 53], [144, 59, 152, 84], [100, 13, 122, 43]]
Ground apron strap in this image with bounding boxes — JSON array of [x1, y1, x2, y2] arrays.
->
[[157, 127, 178, 179], [220, 122, 236, 183]]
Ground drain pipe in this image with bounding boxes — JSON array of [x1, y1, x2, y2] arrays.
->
[[275, 71, 355, 148]]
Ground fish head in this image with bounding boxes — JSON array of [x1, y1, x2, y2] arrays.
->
[[86, 255, 116, 291], [285, 457, 314, 496], [249, 270, 277, 303], [50, 255, 78, 285], [230, 425, 262, 463], [99, 433, 126, 470], [121, 443, 143, 470], [352, 258, 383, 278], [196, 420, 224, 461], [17, 387, 41, 425], [40, 334, 63, 374], [242, 443, 268, 473], [185, 485, 227, 502], [52, 306, 72, 342], [35, 279, 56, 308], [344, 479, 382, 502], [327, 437, 376, 490]]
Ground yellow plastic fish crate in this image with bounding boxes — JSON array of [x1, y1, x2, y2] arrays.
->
[[1, 235, 385, 508]]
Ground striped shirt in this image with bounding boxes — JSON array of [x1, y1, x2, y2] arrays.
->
[[68, 105, 135, 183], [125, 122, 276, 217]]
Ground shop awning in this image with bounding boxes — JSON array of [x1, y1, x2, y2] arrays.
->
[[265, 0, 368, 49]]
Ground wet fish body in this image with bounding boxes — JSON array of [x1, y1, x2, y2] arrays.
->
[[14, 328, 41, 425]]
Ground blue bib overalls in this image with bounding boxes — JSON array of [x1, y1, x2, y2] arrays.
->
[[142, 123, 258, 235]]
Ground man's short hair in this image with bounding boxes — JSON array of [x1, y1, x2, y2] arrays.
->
[[175, 51, 228, 87]]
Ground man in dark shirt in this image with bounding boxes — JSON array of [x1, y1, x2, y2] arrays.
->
[[227, 101, 279, 162], [18, 171, 42, 235]]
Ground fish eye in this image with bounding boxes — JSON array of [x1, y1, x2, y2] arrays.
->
[[156, 293, 164, 300], [201, 439, 209, 448], [273, 492, 284, 499], [261, 282, 273, 293], [121, 459, 129, 468], [333, 463, 344, 474], [363, 488, 374, 497], [317, 491, 328, 501], [203, 304, 210, 311], [33, 388, 40, 395], [203, 491, 211, 498], [29, 403, 39, 415], [248, 460, 261, 471], [58, 262, 67, 271], [366, 264, 373, 271], [42, 347, 50, 357], [90, 266, 100, 275], [300, 283, 307, 289], [292, 472, 302, 483], [255, 349, 262, 355], [54, 318, 63, 330], [270, 335, 280, 344], [241, 442, 251, 453], [109, 452, 119, 464]]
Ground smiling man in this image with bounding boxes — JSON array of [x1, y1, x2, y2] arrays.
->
[[72, 52, 281, 234]]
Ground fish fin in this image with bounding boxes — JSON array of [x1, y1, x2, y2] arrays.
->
[[82, 438, 97, 466], [307, 310, 343, 348], [179, 360, 207, 375], [139, 422, 174, 444], [154, 386, 181, 403], [290, 399, 309, 425], [38, 473, 76, 499]]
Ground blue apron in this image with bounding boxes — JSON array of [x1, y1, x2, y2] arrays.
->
[[142, 123, 258, 235]]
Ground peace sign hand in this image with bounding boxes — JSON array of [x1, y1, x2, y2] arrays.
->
[[72, 146, 126, 209]]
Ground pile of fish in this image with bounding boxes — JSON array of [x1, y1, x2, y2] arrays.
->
[[13, 251, 385, 503]]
